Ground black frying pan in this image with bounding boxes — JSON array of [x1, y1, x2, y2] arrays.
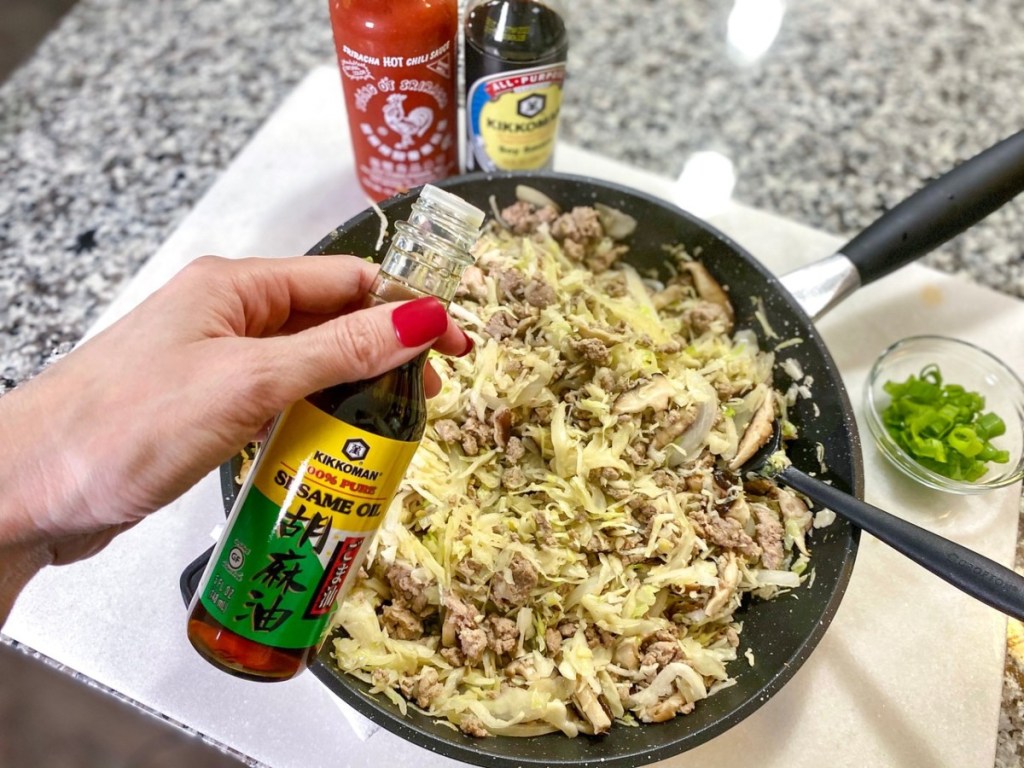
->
[[196, 130, 1024, 767]]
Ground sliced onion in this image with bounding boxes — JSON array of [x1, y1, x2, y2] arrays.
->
[[489, 194, 510, 229], [733, 328, 760, 352], [667, 399, 716, 466], [595, 202, 638, 239], [641, 277, 666, 292], [515, 184, 561, 212]]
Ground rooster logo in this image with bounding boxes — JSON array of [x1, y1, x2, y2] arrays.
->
[[383, 94, 434, 149]]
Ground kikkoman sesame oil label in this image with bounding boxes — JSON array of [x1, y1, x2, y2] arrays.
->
[[199, 399, 419, 648], [466, 62, 566, 171]]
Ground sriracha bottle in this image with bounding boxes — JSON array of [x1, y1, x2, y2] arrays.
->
[[329, 0, 460, 201]]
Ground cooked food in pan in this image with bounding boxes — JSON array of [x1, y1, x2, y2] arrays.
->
[[327, 192, 822, 737]]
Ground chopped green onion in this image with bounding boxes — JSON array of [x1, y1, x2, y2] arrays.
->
[[881, 365, 1009, 482], [975, 411, 1006, 440]]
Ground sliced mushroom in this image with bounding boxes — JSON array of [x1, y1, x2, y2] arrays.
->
[[705, 553, 740, 618], [573, 678, 612, 734], [651, 283, 688, 310], [728, 387, 776, 470], [638, 691, 691, 723], [681, 261, 734, 328], [775, 486, 810, 523], [612, 375, 677, 415], [492, 406, 513, 449], [652, 407, 697, 450], [612, 637, 641, 671], [577, 323, 625, 345], [441, 610, 457, 648]]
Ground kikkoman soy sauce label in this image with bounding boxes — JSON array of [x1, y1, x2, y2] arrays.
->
[[199, 399, 419, 648], [466, 62, 566, 171]]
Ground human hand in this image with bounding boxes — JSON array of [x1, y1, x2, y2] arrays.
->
[[0, 254, 470, 573]]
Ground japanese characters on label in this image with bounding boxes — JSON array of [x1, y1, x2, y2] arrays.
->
[[198, 400, 418, 648]]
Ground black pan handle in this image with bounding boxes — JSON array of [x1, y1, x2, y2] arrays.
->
[[778, 465, 1024, 622], [842, 129, 1024, 285]]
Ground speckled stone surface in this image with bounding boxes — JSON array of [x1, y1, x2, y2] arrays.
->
[[1, 0, 1023, 763]]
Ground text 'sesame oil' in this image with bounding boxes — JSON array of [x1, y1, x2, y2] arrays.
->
[[464, 0, 569, 172], [186, 186, 484, 681]]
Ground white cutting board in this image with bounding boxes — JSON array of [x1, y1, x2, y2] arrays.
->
[[5, 66, 1022, 768]]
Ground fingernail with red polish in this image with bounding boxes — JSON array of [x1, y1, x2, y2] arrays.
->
[[456, 330, 475, 357], [392, 296, 448, 347]]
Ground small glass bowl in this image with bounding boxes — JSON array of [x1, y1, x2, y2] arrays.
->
[[864, 335, 1024, 494]]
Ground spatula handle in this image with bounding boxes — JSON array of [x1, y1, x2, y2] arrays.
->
[[779, 465, 1024, 622]]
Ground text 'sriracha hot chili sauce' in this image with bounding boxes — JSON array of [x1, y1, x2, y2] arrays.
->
[[328, 0, 460, 201], [464, 0, 569, 172], [186, 186, 484, 681]]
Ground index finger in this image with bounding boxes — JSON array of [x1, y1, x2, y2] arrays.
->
[[213, 254, 381, 336]]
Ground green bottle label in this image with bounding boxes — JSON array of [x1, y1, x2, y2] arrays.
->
[[198, 399, 419, 648]]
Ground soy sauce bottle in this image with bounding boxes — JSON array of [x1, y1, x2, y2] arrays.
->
[[186, 185, 484, 681], [464, 0, 569, 172]]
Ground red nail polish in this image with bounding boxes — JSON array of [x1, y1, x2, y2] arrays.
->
[[456, 330, 475, 357], [392, 296, 448, 347]]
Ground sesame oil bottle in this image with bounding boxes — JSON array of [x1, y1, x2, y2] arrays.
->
[[186, 186, 484, 681]]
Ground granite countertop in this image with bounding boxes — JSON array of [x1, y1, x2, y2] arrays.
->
[[1, 0, 1022, 764]]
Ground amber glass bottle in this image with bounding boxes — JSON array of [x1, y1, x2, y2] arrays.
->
[[186, 185, 484, 681]]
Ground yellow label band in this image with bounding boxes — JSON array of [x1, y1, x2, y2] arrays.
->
[[253, 399, 419, 534], [466, 62, 566, 172]]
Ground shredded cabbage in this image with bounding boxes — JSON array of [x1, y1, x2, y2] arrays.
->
[[327, 199, 822, 738]]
